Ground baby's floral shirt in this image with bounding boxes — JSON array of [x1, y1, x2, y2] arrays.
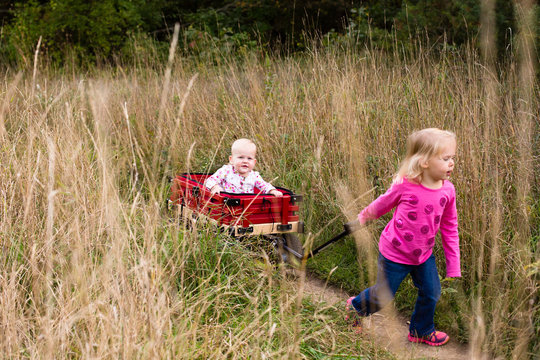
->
[[204, 164, 276, 194]]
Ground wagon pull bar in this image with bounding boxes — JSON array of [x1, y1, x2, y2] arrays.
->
[[307, 220, 362, 259], [307, 230, 349, 259]]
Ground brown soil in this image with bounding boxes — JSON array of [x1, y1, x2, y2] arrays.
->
[[301, 272, 476, 360]]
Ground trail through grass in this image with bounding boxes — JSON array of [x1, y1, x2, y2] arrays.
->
[[0, 39, 538, 358]]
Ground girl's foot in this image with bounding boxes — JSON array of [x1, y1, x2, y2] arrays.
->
[[345, 297, 362, 333], [408, 330, 449, 346]]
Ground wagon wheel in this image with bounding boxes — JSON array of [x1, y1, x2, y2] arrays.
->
[[276, 233, 304, 266], [261, 234, 302, 266]]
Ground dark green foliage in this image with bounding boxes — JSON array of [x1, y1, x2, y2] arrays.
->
[[2, 0, 164, 65], [1, 0, 536, 66], [163, 0, 351, 43], [0, 1, 14, 24], [394, 0, 481, 44]]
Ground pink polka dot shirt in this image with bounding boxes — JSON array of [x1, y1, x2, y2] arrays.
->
[[358, 177, 461, 277]]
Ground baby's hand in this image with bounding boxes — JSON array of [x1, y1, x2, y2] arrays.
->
[[210, 185, 224, 195], [270, 189, 283, 197]]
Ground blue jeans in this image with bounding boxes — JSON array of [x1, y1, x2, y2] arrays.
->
[[351, 253, 441, 336]]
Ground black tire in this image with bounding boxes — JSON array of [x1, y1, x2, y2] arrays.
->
[[277, 233, 304, 265]]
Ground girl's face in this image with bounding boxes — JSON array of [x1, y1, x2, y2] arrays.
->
[[229, 145, 257, 177], [422, 139, 456, 186]]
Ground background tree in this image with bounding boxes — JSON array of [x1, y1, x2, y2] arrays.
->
[[0, 0, 535, 65], [2, 0, 163, 64]]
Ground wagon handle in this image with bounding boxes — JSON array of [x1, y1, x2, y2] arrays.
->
[[307, 220, 362, 259], [343, 219, 362, 234]]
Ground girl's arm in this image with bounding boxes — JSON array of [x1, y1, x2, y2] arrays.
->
[[440, 188, 461, 277], [358, 183, 403, 224]]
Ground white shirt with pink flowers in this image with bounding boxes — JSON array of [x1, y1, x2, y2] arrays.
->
[[204, 165, 276, 194]]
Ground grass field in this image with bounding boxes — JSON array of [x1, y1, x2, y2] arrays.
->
[[0, 34, 538, 358]]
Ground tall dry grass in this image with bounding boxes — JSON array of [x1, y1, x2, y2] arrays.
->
[[0, 49, 397, 359], [0, 25, 538, 359]]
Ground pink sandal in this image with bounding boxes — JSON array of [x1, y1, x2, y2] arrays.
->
[[345, 297, 362, 333]]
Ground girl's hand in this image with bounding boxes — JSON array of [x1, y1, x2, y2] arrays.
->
[[344, 219, 362, 234], [270, 189, 283, 197], [210, 185, 224, 195]]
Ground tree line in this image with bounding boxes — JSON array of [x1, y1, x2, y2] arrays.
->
[[0, 0, 536, 65]]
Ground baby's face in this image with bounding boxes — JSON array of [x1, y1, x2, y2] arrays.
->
[[229, 145, 257, 177]]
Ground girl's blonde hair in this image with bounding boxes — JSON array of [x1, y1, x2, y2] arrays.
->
[[394, 128, 456, 184]]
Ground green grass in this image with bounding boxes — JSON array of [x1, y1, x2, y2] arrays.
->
[[0, 36, 538, 358]]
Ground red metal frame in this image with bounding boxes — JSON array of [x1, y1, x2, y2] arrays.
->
[[169, 173, 301, 228]]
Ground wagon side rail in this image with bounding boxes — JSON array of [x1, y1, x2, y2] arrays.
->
[[169, 173, 304, 236]]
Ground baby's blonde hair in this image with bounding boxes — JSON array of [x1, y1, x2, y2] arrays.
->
[[231, 138, 256, 155], [394, 128, 456, 184]]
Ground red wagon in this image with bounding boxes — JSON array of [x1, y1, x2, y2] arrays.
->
[[169, 173, 304, 262]]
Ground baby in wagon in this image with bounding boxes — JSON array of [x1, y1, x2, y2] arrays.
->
[[204, 138, 283, 197]]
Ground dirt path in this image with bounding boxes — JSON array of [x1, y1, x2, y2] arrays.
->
[[301, 272, 472, 360]]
